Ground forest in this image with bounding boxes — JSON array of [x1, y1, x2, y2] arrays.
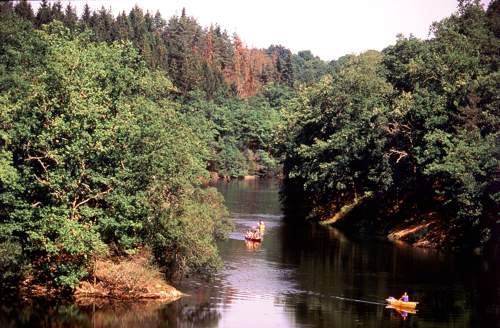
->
[[279, 0, 499, 250], [0, 0, 331, 296], [0, 0, 498, 298]]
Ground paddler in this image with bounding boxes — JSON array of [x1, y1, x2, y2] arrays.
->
[[399, 292, 409, 302], [258, 220, 265, 230]]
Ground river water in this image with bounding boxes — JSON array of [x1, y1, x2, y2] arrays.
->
[[1, 179, 498, 327]]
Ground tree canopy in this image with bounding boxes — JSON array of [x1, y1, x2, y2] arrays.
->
[[0, 12, 231, 293], [279, 0, 499, 249], [0, 0, 497, 298]]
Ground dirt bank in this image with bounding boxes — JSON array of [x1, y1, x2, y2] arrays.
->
[[74, 250, 184, 302]]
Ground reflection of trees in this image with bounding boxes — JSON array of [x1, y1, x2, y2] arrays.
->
[[0, 300, 88, 328], [164, 300, 221, 328], [216, 179, 282, 216], [0, 297, 222, 328], [81, 301, 172, 327], [273, 215, 498, 327], [162, 277, 238, 328]]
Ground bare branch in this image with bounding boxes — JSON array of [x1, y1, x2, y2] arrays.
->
[[71, 186, 113, 219], [26, 155, 48, 173], [26, 152, 59, 172], [389, 149, 409, 163]]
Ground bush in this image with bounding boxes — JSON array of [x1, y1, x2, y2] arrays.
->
[[0, 240, 25, 296]]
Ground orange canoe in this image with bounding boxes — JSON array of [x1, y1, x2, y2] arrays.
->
[[386, 297, 418, 309]]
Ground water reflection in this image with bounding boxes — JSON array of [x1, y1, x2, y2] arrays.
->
[[216, 179, 499, 327], [386, 305, 417, 320], [0, 301, 88, 328], [1, 179, 498, 327], [0, 298, 224, 328], [245, 240, 261, 251]]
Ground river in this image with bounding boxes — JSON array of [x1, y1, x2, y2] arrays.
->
[[1, 179, 498, 327]]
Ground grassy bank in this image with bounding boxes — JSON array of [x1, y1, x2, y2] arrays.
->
[[75, 249, 183, 302]]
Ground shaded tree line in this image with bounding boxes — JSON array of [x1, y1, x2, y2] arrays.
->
[[278, 0, 499, 250]]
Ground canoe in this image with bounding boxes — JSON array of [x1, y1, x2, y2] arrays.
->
[[245, 236, 262, 242], [386, 297, 418, 309], [386, 305, 417, 314]]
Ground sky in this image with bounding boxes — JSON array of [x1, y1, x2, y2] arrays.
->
[[32, 0, 492, 61]]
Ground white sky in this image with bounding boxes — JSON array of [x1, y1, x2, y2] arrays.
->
[[34, 0, 492, 61]]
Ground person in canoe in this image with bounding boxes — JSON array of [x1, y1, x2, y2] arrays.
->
[[245, 229, 261, 241], [257, 220, 265, 231], [253, 229, 261, 239], [399, 292, 409, 302]]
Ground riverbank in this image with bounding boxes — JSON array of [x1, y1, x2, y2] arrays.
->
[[201, 172, 283, 186], [316, 194, 481, 250], [75, 250, 183, 302], [19, 248, 183, 303]]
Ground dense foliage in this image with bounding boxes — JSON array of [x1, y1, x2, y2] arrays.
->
[[279, 0, 499, 249], [0, 12, 232, 293], [7, 0, 331, 98], [0, 0, 332, 295], [1, 0, 496, 298], [1, 0, 330, 178]]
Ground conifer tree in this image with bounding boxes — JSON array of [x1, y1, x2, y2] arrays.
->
[[35, 0, 52, 27], [0, 1, 14, 15], [51, 0, 64, 22], [113, 11, 131, 40], [14, 0, 34, 22], [80, 3, 92, 30], [62, 4, 77, 30]]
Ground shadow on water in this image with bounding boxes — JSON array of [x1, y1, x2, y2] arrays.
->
[[1, 179, 498, 327], [276, 206, 500, 327], [0, 298, 222, 328]]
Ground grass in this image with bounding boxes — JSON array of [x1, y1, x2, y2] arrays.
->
[[75, 248, 182, 301], [320, 191, 374, 225]]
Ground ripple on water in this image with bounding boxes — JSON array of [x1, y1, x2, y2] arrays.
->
[[217, 259, 301, 303], [231, 212, 283, 220]]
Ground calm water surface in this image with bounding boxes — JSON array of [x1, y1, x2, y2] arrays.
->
[[1, 179, 498, 327]]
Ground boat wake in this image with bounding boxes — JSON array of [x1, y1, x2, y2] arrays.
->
[[328, 295, 386, 306], [292, 290, 386, 306]]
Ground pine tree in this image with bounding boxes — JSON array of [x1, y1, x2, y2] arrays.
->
[[63, 4, 78, 30], [153, 10, 165, 31], [94, 6, 114, 42], [14, 0, 34, 22], [113, 11, 130, 40], [205, 26, 215, 65], [35, 0, 52, 27], [129, 6, 154, 65], [80, 3, 92, 30], [232, 33, 244, 95], [283, 54, 294, 86], [51, 0, 64, 22], [0, 1, 14, 15]]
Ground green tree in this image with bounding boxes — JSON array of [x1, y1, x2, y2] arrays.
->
[[14, 0, 33, 22], [0, 19, 230, 292], [35, 0, 52, 27], [279, 0, 499, 249], [62, 4, 78, 30]]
